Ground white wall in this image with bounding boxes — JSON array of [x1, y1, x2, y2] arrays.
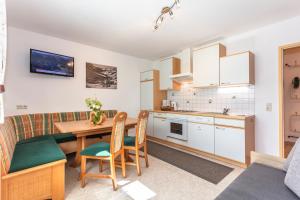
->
[[4, 27, 151, 117]]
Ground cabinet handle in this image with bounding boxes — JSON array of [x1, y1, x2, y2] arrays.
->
[[221, 82, 231, 85], [216, 126, 225, 130]]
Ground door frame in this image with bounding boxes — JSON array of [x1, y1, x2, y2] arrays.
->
[[278, 42, 300, 157]]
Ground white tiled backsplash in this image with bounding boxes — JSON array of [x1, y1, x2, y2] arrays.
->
[[167, 85, 255, 115]]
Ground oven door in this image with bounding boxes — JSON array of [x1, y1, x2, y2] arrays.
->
[[168, 119, 188, 141]]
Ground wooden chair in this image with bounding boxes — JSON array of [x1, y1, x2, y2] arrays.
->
[[80, 112, 127, 191], [123, 110, 149, 176]]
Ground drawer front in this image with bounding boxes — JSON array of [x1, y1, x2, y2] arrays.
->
[[153, 112, 168, 118], [140, 71, 153, 81], [187, 116, 214, 124], [215, 118, 244, 128], [215, 126, 245, 163]]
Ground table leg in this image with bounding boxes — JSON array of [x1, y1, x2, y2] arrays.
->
[[71, 136, 86, 167]]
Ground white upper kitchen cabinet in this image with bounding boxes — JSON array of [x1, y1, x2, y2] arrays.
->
[[220, 51, 255, 86], [193, 44, 226, 87], [159, 57, 181, 90]]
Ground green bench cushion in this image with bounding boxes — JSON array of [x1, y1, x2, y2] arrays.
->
[[124, 136, 136, 146], [80, 142, 111, 157], [52, 133, 76, 143], [9, 139, 66, 173], [16, 135, 54, 145]]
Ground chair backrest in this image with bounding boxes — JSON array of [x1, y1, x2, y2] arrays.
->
[[110, 112, 127, 153], [136, 111, 149, 145]]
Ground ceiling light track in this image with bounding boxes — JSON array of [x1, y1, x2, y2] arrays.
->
[[154, 0, 180, 30]]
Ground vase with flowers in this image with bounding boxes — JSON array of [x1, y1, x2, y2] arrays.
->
[[85, 98, 106, 125]]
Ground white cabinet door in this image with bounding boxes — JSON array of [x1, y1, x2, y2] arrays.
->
[[215, 126, 245, 163], [188, 122, 214, 154], [147, 112, 154, 136], [220, 52, 253, 85], [153, 117, 169, 140], [140, 81, 153, 110], [140, 71, 153, 82], [159, 58, 173, 90], [193, 45, 221, 87]]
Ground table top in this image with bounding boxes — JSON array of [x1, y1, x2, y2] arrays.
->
[[55, 118, 137, 136]]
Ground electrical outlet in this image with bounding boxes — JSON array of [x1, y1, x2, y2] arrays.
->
[[266, 103, 272, 112], [16, 105, 28, 110]]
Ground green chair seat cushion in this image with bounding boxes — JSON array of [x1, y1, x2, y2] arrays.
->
[[80, 142, 111, 157], [52, 133, 76, 143], [9, 139, 66, 173], [16, 135, 54, 145], [124, 136, 136, 146]]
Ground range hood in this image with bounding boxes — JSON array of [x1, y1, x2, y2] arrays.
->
[[169, 48, 193, 83], [170, 72, 193, 83]]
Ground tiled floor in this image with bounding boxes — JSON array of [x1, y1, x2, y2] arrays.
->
[[65, 148, 243, 200]]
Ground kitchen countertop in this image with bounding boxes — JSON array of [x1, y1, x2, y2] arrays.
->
[[150, 110, 254, 120]]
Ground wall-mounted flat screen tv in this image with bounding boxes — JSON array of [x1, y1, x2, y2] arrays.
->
[[30, 49, 74, 77]]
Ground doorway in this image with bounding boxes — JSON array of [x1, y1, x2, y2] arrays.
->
[[279, 42, 300, 158]]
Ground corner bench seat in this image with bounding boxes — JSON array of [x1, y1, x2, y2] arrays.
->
[[216, 163, 299, 200], [0, 110, 117, 200], [10, 137, 66, 173]]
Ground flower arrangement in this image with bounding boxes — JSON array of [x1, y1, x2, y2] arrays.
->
[[85, 98, 106, 125]]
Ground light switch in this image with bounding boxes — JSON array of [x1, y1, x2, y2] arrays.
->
[[266, 103, 272, 112]]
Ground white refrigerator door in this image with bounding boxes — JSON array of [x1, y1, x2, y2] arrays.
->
[[140, 81, 153, 110]]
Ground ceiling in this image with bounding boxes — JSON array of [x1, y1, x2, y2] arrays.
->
[[7, 0, 300, 60]]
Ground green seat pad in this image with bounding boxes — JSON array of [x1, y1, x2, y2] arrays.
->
[[52, 133, 76, 143], [124, 136, 136, 146], [9, 139, 66, 173], [16, 135, 54, 145], [80, 142, 111, 157]]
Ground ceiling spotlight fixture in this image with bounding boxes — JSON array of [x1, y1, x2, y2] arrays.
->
[[154, 0, 180, 30]]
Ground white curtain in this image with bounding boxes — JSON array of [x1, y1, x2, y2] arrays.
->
[[0, 0, 7, 123]]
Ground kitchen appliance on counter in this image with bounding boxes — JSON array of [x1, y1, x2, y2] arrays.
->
[[167, 115, 188, 141], [170, 101, 178, 111]]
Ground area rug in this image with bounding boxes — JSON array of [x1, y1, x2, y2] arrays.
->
[[146, 141, 233, 184]]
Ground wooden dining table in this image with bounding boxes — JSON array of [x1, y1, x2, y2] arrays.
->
[[55, 117, 138, 167]]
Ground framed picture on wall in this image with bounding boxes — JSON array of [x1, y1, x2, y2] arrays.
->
[[86, 62, 117, 89]]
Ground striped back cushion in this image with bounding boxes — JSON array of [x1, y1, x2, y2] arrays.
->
[[11, 110, 117, 141], [0, 117, 17, 176]]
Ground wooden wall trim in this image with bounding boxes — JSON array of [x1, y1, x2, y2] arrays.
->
[[278, 42, 300, 158]]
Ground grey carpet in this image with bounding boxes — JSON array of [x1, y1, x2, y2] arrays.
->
[[146, 141, 233, 184]]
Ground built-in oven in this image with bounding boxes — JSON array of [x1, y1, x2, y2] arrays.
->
[[168, 117, 188, 141]]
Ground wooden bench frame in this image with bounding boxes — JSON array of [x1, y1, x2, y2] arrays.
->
[[1, 159, 66, 200]]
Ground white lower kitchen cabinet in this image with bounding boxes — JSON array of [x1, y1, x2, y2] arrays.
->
[[147, 112, 154, 136], [188, 122, 214, 154], [214, 126, 245, 163], [153, 116, 169, 140]]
